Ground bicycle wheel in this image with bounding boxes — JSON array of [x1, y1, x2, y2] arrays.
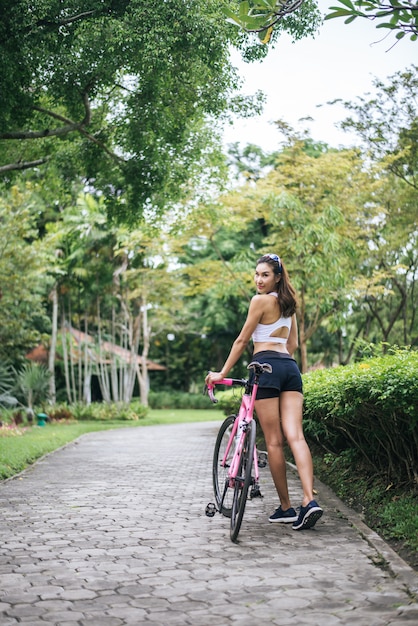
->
[[212, 414, 236, 517], [230, 419, 256, 543]]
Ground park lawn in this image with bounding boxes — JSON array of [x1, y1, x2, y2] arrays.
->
[[0, 409, 225, 480]]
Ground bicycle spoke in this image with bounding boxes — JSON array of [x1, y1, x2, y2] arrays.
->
[[230, 420, 256, 542], [212, 415, 236, 518]]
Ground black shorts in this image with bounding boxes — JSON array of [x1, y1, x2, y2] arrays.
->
[[248, 351, 303, 399]]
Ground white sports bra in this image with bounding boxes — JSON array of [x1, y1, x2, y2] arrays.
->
[[252, 293, 292, 345]]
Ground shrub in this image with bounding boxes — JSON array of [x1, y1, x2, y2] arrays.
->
[[0, 363, 17, 410], [148, 390, 215, 410], [47, 403, 74, 422], [70, 401, 148, 421], [14, 362, 50, 409], [302, 349, 418, 487], [215, 388, 245, 416]]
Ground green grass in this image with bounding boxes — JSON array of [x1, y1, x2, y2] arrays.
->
[[310, 447, 418, 569], [0, 409, 224, 480]]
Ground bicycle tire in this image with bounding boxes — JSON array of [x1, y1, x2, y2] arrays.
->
[[212, 414, 236, 517], [230, 419, 256, 543]]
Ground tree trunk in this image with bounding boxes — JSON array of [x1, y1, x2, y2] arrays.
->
[[139, 295, 150, 406], [48, 285, 58, 404], [96, 299, 111, 402], [83, 312, 92, 404], [110, 305, 119, 402], [61, 314, 73, 404]]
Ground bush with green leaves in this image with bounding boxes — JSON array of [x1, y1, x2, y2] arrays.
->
[[14, 362, 50, 409], [214, 388, 245, 416], [69, 401, 148, 421], [0, 363, 18, 410], [302, 348, 418, 486], [148, 390, 215, 410]]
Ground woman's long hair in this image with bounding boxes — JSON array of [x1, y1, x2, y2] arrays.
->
[[257, 255, 297, 317]]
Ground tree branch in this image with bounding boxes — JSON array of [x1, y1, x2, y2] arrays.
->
[[0, 158, 49, 174], [35, 11, 96, 30], [0, 91, 124, 167]]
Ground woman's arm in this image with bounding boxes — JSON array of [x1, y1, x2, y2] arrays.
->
[[205, 296, 264, 385], [286, 314, 299, 357]]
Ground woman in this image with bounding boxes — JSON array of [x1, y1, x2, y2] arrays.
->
[[205, 253, 323, 530]]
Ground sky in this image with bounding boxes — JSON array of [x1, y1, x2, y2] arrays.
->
[[223, 0, 416, 152]]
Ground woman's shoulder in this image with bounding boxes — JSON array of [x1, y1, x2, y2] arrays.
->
[[251, 292, 278, 302], [251, 293, 272, 304], [250, 293, 279, 313]]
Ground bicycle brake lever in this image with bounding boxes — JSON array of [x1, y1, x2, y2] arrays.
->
[[207, 385, 218, 404]]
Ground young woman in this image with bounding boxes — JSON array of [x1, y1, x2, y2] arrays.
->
[[205, 253, 323, 530]]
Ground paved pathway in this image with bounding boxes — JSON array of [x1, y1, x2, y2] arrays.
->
[[0, 421, 417, 625]]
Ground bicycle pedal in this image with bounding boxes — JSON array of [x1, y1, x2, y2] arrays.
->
[[250, 485, 263, 499], [205, 503, 217, 517], [257, 451, 268, 468]]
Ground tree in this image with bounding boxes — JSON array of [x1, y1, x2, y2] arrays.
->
[[251, 139, 375, 371], [0, 0, 318, 221], [348, 169, 418, 349], [167, 136, 373, 373], [332, 66, 418, 191], [325, 0, 418, 43], [0, 1, 231, 218], [0, 184, 51, 365], [224, 0, 321, 47], [225, 0, 417, 44], [15, 362, 51, 411], [42, 191, 186, 405], [331, 67, 418, 351]]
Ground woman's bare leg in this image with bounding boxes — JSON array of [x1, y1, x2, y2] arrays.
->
[[255, 397, 292, 510], [279, 391, 315, 506]]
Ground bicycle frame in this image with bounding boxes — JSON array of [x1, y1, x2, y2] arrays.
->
[[206, 362, 272, 541], [217, 380, 260, 494]]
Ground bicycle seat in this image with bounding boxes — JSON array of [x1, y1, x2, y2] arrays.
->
[[247, 361, 272, 375]]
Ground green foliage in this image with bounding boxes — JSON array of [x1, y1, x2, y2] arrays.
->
[[148, 390, 216, 410], [214, 388, 245, 415], [312, 445, 418, 557], [325, 0, 418, 42], [0, 185, 51, 364], [303, 348, 418, 485], [0, 0, 269, 220], [46, 401, 149, 422], [15, 362, 51, 409], [70, 401, 148, 421], [335, 66, 418, 187], [0, 364, 17, 409], [46, 404, 75, 422], [377, 495, 418, 551], [224, 0, 322, 48]]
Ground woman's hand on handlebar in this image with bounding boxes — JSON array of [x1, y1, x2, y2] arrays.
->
[[205, 371, 225, 386]]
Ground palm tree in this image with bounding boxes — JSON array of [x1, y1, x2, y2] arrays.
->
[[15, 362, 51, 410]]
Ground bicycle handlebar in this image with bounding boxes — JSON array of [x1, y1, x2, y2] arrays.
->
[[204, 378, 246, 404]]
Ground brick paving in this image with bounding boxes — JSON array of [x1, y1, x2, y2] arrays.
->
[[0, 421, 417, 625]]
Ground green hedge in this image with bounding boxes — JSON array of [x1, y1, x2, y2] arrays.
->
[[46, 401, 148, 421], [302, 350, 418, 487], [215, 388, 245, 416], [148, 390, 216, 410]]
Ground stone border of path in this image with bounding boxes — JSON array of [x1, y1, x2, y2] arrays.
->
[[291, 463, 418, 598]]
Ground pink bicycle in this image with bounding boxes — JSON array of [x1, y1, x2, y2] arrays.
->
[[205, 361, 271, 542]]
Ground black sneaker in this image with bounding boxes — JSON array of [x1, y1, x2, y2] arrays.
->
[[269, 505, 298, 523], [292, 500, 323, 530]]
